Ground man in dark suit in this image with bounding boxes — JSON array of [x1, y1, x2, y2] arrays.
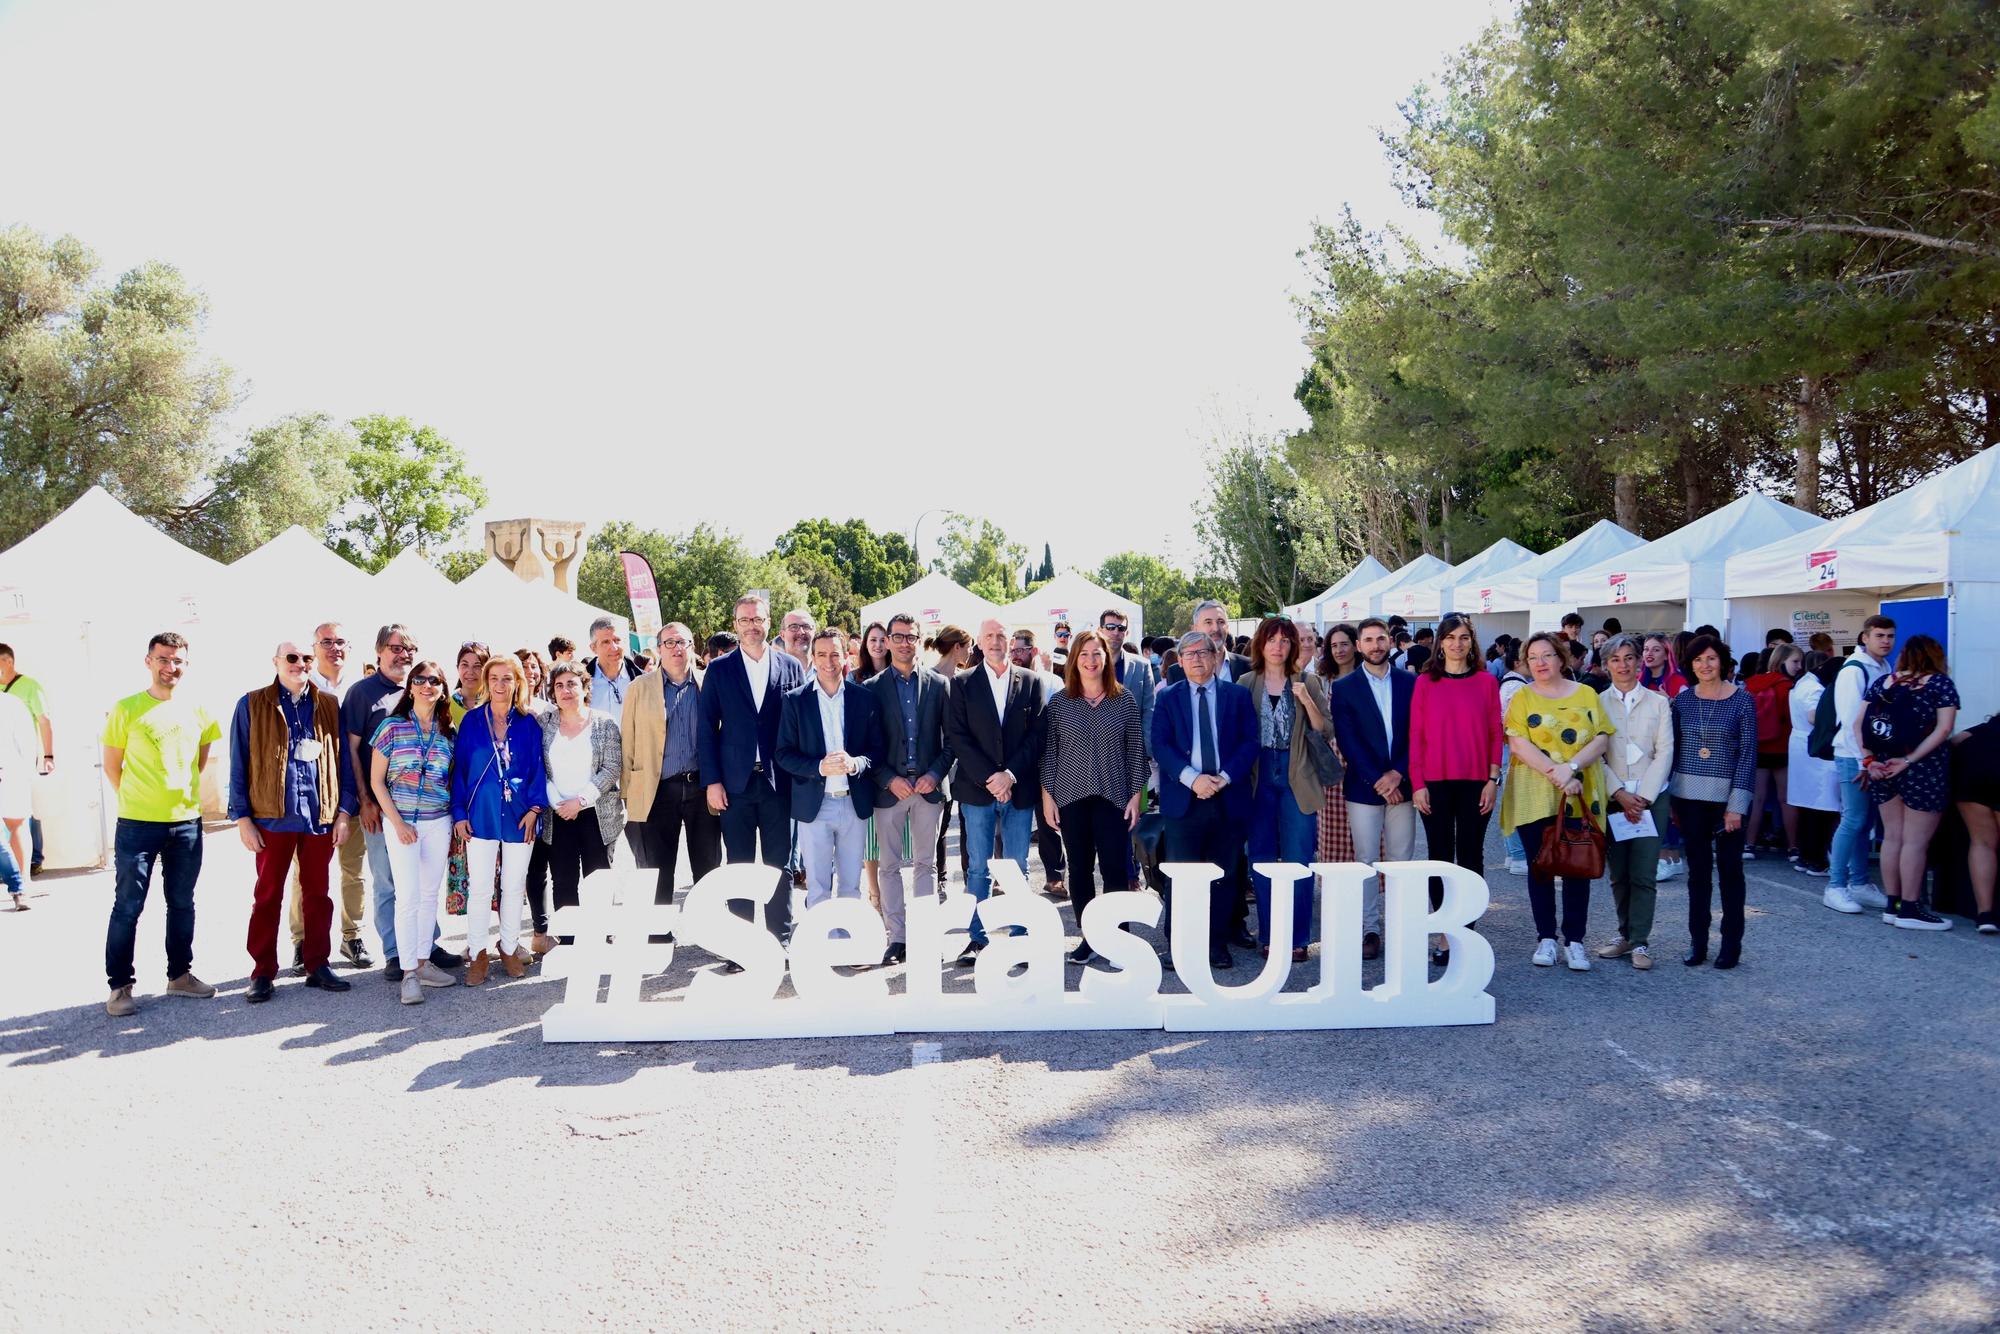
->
[[1326, 616, 1416, 960], [698, 593, 806, 960], [1163, 599, 1252, 685], [777, 629, 885, 923], [943, 618, 1047, 965], [866, 613, 953, 966], [1152, 630, 1258, 970]]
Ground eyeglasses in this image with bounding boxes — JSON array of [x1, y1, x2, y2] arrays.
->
[[888, 632, 919, 644], [657, 637, 691, 649], [410, 674, 444, 687], [1101, 623, 1127, 634], [280, 653, 307, 665], [386, 644, 418, 656], [317, 637, 348, 648]]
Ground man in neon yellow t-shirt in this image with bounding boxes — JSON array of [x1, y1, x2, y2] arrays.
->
[[101, 632, 221, 1018]]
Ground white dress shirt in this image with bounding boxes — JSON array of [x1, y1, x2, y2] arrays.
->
[[985, 661, 1011, 725], [1363, 664, 1395, 748], [1178, 681, 1231, 791], [814, 677, 865, 796], [742, 643, 772, 713]]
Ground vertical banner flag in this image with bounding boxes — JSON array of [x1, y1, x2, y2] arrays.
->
[[620, 551, 663, 641], [1809, 550, 1839, 590], [1608, 572, 1628, 604]]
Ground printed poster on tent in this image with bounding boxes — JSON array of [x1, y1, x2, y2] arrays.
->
[[1809, 549, 1838, 590], [1608, 572, 1628, 604], [0, 585, 26, 623]]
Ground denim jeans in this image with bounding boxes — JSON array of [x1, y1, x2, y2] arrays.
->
[[362, 828, 411, 960], [105, 817, 202, 989], [1828, 758, 1876, 891], [960, 800, 1032, 945], [1249, 750, 1318, 948], [0, 836, 19, 894]]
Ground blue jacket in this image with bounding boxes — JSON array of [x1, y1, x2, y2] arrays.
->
[[777, 679, 886, 822], [698, 647, 806, 797], [1327, 667, 1416, 805], [450, 705, 547, 842], [1151, 677, 1256, 823]]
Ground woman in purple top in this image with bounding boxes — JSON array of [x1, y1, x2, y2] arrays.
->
[[1409, 614, 1505, 965]]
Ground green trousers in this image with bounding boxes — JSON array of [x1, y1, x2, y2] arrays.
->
[[1605, 834, 1662, 947]]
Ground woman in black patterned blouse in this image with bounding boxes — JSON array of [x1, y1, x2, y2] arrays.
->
[[1040, 628, 1147, 965]]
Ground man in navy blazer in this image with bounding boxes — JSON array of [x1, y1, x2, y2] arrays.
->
[[1325, 617, 1417, 958], [1152, 631, 1258, 970], [699, 593, 807, 952], [776, 629, 886, 925], [943, 619, 1048, 963]]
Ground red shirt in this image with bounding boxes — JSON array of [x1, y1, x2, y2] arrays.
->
[[1409, 669, 1506, 790]]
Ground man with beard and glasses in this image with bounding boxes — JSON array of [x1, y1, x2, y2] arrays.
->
[[1327, 618, 1417, 961]]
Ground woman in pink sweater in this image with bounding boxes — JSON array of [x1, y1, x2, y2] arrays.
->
[[1410, 614, 1506, 965]]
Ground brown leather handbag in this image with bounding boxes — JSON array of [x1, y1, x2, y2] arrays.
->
[[1532, 796, 1606, 881]]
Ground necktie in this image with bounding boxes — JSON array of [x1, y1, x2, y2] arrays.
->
[[1198, 685, 1218, 776]]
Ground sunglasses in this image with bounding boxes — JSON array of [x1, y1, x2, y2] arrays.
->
[[1101, 624, 1127, 634], [410, 674, 444, 688], [280, 653, 308, 665]]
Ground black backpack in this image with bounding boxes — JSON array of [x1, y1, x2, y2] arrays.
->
[[1862, 678, 1934, 759], [1806, 659, 1868, 762]]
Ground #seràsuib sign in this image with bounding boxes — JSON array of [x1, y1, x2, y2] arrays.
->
[[541, 859, 1497, 1041]]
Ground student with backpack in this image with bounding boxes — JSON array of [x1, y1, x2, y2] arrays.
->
[[1860, 635, 1960, 931], [1820, 616, 1896, 915]]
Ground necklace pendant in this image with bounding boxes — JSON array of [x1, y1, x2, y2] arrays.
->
[[1698, 746, 1712, 760]]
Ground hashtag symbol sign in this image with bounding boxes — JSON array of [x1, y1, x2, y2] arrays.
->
[[547, 868, 679, 1008]]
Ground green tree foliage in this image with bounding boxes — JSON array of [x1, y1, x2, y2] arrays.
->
[[331, 415, 489, 572], [1193, 435, 1338, 615], [1283, 0, 2000, 573], [1036, 543, 1055, 582], [0, 226, 235, 539], [1096, 551, 1197, 637], [771, 518, 921, 604], [577, 521, 809, 642], [932, 514, 1028, 605], [162, 412, 357, 561], [436, 549, 486, 583]]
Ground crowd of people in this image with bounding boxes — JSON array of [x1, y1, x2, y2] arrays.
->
[[3, 590, 1990, 1019]]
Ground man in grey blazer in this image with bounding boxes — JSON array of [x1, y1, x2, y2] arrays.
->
[[866, 614, 954, 965]]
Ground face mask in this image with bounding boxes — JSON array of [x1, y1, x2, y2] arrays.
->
[[1149, 654, 1162, 668]]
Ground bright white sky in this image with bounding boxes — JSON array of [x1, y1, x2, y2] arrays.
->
[[4, 0, 1505, 575]]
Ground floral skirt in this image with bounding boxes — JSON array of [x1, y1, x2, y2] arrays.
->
[[443, 826, 502, 917]]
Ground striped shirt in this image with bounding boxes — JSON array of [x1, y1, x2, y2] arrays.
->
[[1668, 688, 1757, 815], [371, 715, 455, 820], [1039, 691, 1146, 810]]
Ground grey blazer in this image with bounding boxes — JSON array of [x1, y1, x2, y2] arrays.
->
[[538, 708, 626, 848], [865, 664, 955, 806]]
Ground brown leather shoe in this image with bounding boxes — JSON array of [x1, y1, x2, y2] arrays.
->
[[1596, 938, 1635, 959], [530, 932, 558, 956], [502, 950, 528, 978], [465, 950, 492, 986]]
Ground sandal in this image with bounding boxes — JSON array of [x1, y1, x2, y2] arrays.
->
[[11, 894, 26, 911]]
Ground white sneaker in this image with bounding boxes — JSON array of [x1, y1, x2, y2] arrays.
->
[[1532, 938, 1559, 967], [1822, 886, 1863, 914], [1655, 857, 1683, 881], [1506, 858, 1529, 876], [1741, 849, 1757, 861], [1564, 941, 1592, 972], [1849, 884, 1889, 910], [399, 974, 424, 1005]]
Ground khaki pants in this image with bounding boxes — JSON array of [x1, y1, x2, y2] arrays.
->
[[289, 829, 366, 946], [1605, 833, 1661, 947]]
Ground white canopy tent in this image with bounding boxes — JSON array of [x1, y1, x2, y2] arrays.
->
[[1402, 539, 1537, 620], [999, 571, 1143, 642], [1461, 519, 1645, 641], [860, 571, 1005, 634], [1725, 444, 2000, 724], [373, 546, 472, 664], [226, 527, 387, 651], [1556, 493, 1823, 639], [1283, 556, 1389, 628], [1348, 553, 1455, 621], [454, 560, 630, 661], [0, 487, 227, 868]]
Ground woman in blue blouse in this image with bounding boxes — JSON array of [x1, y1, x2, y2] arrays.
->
[[1669, 634, 1759, 969], [451, 652, 545, 985]]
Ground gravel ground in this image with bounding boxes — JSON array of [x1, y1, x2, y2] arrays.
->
[[2, 823, 1996, 1333]]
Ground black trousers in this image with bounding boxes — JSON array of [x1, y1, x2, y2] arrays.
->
[[719, 775, 793, 941], [1159, 798, 1241, 946], [1795, 807, 1837, 870], [1059, 796, 1128, 930], [647, 772, 723, 905], [1036, 806, 1066, 880], [547, 816, 612, 929], [1420, 778, 1491, 909], [527, 837, 553, 931], [1675, 796, 1747, 950]]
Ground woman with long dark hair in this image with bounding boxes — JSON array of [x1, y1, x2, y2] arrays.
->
[[1312, 623, 1359, 866], [1860, 635, 1959, 931], [370, 660, 459, 1004], [1410, 614, 1504, 966], [1241, 617, 1331, 961]]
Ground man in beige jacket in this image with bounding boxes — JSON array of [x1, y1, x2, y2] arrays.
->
[[1597, 634, 1675, 970], [621, 623, 713, 906]]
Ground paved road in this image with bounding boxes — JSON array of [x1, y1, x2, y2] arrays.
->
[[2, 825, 1995, 1332]]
